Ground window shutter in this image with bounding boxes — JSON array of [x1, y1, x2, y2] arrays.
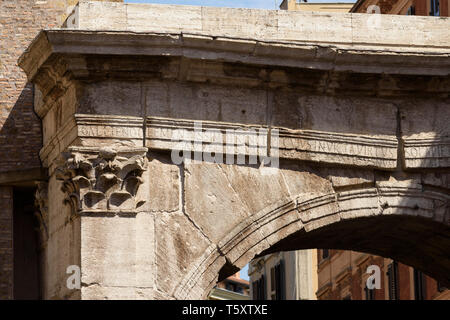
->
[[274, 260, 285, 300], [280, 260, 285, 300], [387, 262, 398, 300], [430, 0, 440, 16], [414, 269, 426, 300], [270, 267, 276, 300], [275, 264, 280, 300], [260, 275, 266, 300], [252, 281, 258, 300]]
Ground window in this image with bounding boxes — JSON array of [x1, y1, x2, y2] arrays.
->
[[413, 269, 426, 300], [252, 275, 266, 300], [364, 276, 376, 300], [406, 6, 415, 15], [225, 283, 234, 292], [430, 0, 440, 16], [387, 262, 399, 300], [364, 285, 375, 300], [252, 281, 258, 300], [322, 249, 329, 260], [270, 260, 285, 300], [270, 267, 276, 300]]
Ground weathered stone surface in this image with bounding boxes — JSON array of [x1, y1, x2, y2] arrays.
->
[[14, 1, 450, 301], [280, 165, 334, 196], [184, 161, 253, 243], [326, 169, 375, 190], [400, 99, 450, 168], [78, 81, 142, 117], [422, 173, 450, 189], [81, 216, 138, 288], [44, 215, 80, 300], [217, 164, 291, 214], [71, 1, 450, 54], [272, 94, 398, 135], [82, 285, 154, 300], [81, 212, 155, 297], [155, 211, 213, 297], [146, 117, 270, 159], [34, 181, 49, 244], [147, 158, 179, 213], [145, 82, 268, 125], [273, 94, 398, 169]]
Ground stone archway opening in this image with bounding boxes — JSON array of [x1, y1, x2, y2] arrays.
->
[[198, 212, 450, 297], [171, 162, 450, 300], [214, 215, 450, 301]]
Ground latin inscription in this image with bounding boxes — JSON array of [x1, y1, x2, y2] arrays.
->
[[79, 125, 143, 138], [146, 119, 399, 168], [404, 141, 450, 168], [279, 136, 397, 159]]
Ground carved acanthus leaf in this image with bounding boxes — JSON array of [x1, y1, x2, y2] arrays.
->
[[56, 147, 148, 215]]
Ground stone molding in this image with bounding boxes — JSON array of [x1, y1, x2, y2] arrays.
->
[[277, 128, 398, 169], [40, 114, 144, 173], [404, 136, 450, 168], [40, 114, 450, 172], [146, 117, 270, 158], [67, 1, 450, 52], [56, 146, 148, 215], [77, 114, 144, 141], [19, 30, 450, 88], [146, 116, 398, 169]]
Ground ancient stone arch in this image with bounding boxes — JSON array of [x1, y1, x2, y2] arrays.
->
[[20, 2, 449, 299], [172, 165, 450, 299]]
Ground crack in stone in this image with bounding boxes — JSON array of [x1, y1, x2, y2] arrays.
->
[[179, 162, 214, 245]]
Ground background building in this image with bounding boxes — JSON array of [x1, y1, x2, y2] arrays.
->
[[249, 250, 318, 300], [350, 0, 449, 16], [280, 0, 355, 12], [209, 272, 250, 300], [317, 249, 449, 300]]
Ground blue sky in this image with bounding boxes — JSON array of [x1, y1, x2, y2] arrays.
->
[[124, 0, 355, 10], [240, 264, 249, 280]]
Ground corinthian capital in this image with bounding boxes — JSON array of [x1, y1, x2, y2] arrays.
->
[[56, 147, 148, 215]]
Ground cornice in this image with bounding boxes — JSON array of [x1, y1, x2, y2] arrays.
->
[[19, 29, 450, 85]]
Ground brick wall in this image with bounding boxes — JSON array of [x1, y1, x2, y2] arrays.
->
[[0, 0, 123, 175], [0, 186, 13, 300]]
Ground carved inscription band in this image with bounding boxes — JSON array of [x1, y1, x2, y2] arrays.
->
[[42, 114, 450, 170]]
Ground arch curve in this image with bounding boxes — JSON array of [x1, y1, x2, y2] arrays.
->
[[174, 183, 450, 300]]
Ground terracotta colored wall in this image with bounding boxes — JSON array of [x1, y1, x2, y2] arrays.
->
[[414, 0, 429, 15], [353, 0, 449, 16]]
